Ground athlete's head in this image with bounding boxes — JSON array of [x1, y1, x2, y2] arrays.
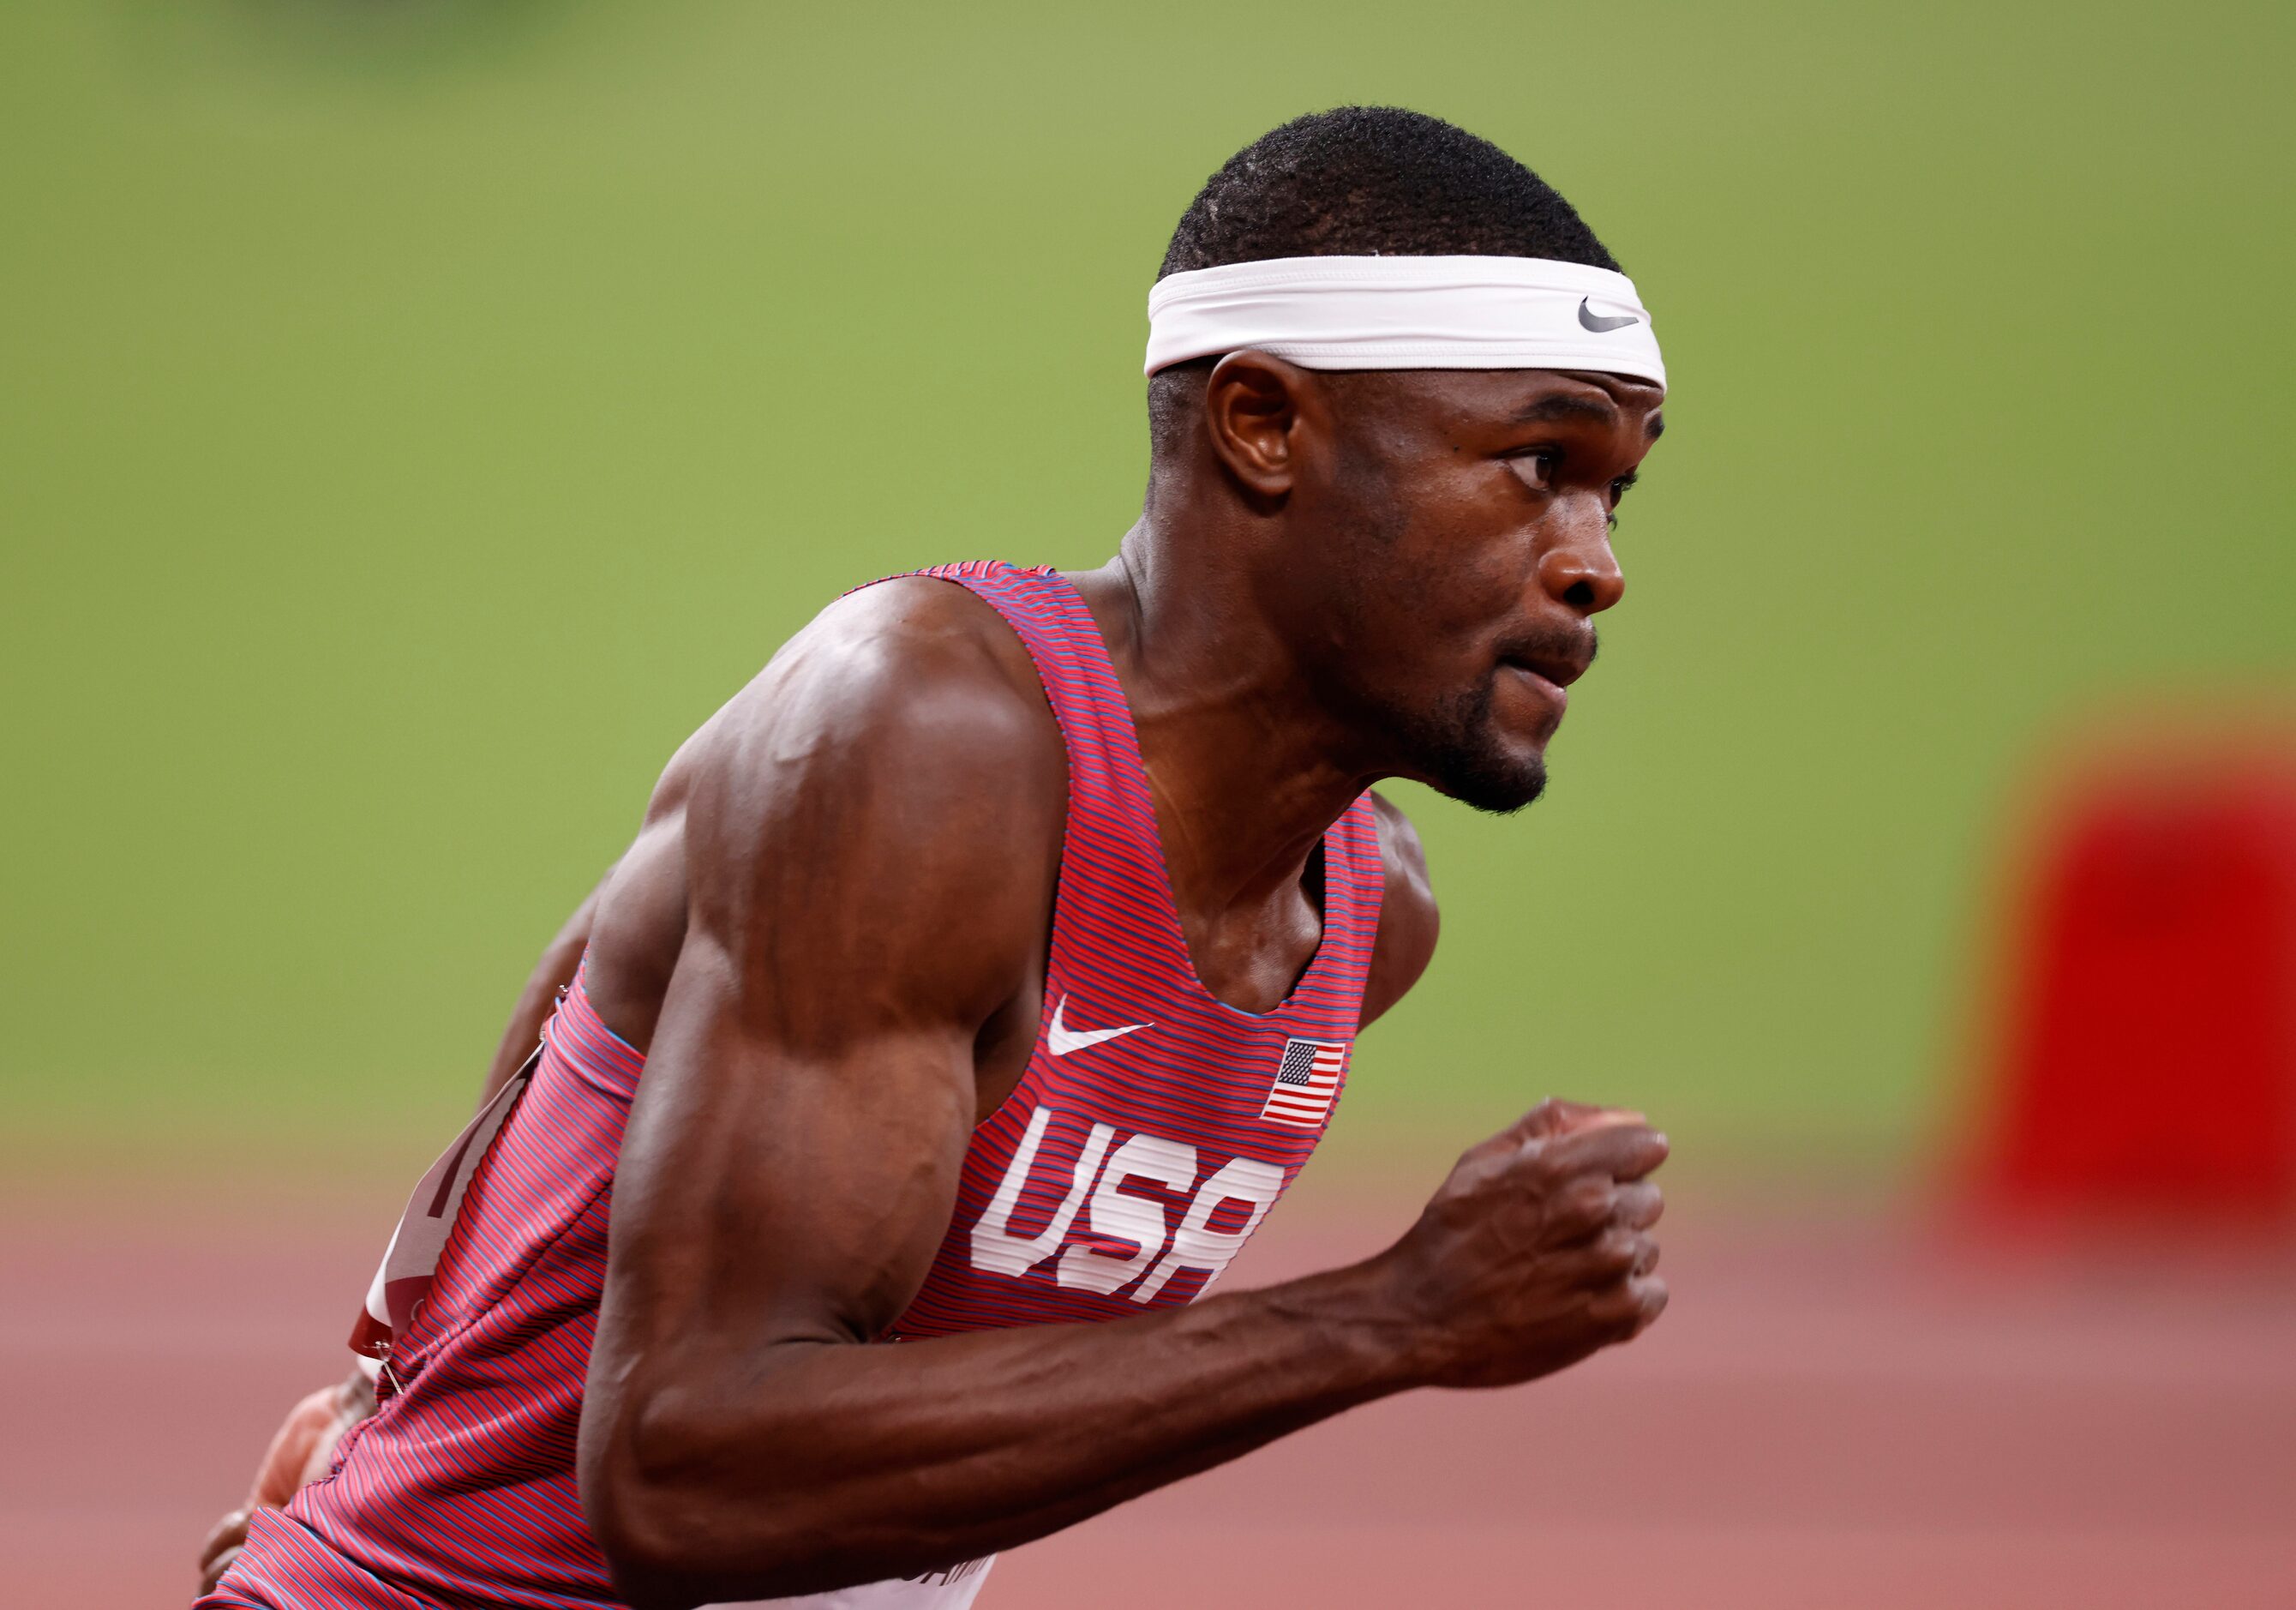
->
[[1146, 107, 1666, 814]]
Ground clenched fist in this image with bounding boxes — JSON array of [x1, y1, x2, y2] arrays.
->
[[197, 1369, 377, 1595], [1374, 1099, 1669, 1390]]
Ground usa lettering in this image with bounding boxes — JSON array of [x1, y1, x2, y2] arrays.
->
[[968, 1106, 1283, 1302]]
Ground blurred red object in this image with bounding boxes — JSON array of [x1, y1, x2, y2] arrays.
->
[[1975, 731, 2296, 1223]]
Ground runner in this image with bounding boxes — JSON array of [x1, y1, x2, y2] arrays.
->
[[201, 105, 1671, 1610]]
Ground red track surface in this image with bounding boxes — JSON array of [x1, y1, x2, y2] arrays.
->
[[10, 1168, 2293, 1609]]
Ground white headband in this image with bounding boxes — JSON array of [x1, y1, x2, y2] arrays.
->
[[1144, 255, 1664, 391]]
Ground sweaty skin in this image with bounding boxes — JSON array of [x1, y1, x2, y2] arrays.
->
[[208, 356, 1668, 1609]]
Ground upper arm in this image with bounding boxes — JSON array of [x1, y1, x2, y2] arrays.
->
[[478, 865, 617, 1106], [1358, 790, 1439, 1030], [590, 582, 1063, 1387]]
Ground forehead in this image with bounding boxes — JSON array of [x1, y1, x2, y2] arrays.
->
[[1337, 367, 1666, 439]]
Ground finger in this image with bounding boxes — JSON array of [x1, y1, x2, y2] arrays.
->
[[1457, 1102, 1646, 1177], [1613, 1180, 1664, 1231], [1507, 1098, 1647, 1144], [200, 1542, 243, 1596], [1535, 1175, 1620, 1245], [1574, 1226, 1647, 1284], [1588, 1273, 1669, 1338], [199, 1509, 252, 1580], [250, 1385, 348, 1506], [1539, 1120, 1669, 1183], [299, 1415, 353, 1487], [1628, 1275, 1669, 1332]]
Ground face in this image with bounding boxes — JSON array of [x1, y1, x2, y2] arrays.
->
[[1269, 366, 1665, 812]]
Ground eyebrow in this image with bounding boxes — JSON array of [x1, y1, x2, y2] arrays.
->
[[1509, 394, 1621, 429]]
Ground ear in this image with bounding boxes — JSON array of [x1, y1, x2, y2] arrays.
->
[[1201, 351, 1325, 501]]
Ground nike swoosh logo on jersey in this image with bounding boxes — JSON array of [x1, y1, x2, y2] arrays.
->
[[1577, 297, 1640, 333], [1046, 994, 1152, 1056]]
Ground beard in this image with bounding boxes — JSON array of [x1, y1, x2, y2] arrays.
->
[[1386, 670, 1550, 815], [1322, 615, 1597, 816], [1305, 436, 1583, 814]]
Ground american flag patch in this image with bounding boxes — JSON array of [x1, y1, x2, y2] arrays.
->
[[1260, 1037, 1347, 1128]]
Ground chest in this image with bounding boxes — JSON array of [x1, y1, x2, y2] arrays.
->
[[965, 877, 1336, 1127], [892, 979, 1358, 1337]]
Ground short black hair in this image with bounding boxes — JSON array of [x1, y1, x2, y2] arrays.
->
[[1160, 106, 1618, 279], [1149, 108, 1618, 455]]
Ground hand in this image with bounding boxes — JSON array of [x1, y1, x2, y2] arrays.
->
[[197, 1370, 376, 1595], [1375, 1098, 1669, 1390]]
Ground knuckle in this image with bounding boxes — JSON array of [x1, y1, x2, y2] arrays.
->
[[1557, 1178, 1616, 1226], [1610, 1184, 1661, 1232], [1519, 1158, 1568, 1201], [1591, 1228, 1640, 1275], [1586, 1273, 1669, 1338]]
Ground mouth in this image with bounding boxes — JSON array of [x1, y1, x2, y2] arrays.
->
[[1500, 651, 1590, 690], [1495, 662, 1567, 725], [1498, 650, 1590, 704]]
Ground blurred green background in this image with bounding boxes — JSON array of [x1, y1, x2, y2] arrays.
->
[[3, 0, 2290, 1176]]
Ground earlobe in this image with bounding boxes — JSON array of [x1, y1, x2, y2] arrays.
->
[[1202, 351, 1309, 500]]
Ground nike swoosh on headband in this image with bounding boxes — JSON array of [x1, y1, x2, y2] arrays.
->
[[1046, 994, 1152, 1056], [1144, 255, 1666, 387], [1577, 297, 1641, 333]]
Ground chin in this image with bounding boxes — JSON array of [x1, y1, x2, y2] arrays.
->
[[1430, 744, 1548, 816], [1371, 679, 1554, 815]]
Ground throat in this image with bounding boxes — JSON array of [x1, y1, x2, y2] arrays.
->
[[1171, 838, 1330, 1015]]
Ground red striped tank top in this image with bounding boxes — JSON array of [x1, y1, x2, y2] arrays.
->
[[202, 562, 1383, 1610]]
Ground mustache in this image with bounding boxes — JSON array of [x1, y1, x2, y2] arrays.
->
[[1493, 621, 1599, 673]]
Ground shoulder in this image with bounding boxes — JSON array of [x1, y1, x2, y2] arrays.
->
[[668, 576, 1058, 817], [747, 576, 1052, 756], [1358, 789, 1439, 1030], [672, 576, 1066, 957]]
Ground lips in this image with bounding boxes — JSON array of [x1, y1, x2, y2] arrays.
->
[[1499, 659, 1571, 717], [1495, 641, 1592, 725], [1500, 652, 1592, 691]]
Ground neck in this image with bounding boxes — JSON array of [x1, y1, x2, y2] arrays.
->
[[1068, 507, 1376, 922]]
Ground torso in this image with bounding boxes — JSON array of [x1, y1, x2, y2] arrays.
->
[[223, 564, 1405, 1610], [577, 562, 1420, 1111], [880, 563, 1384, 1333]]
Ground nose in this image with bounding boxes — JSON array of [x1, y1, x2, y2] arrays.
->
[[1537, 526, 1626, 616]]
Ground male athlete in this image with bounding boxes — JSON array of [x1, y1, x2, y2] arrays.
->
[[201, 105, 1671, 1609]]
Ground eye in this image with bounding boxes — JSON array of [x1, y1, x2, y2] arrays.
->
[[1508, 449, 1559, 491], [1607, 472, 1639, 530]]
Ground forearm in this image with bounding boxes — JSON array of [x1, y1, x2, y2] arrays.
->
[[477, 870, 611, 1104], [591, 1257, 1426, 1605]]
